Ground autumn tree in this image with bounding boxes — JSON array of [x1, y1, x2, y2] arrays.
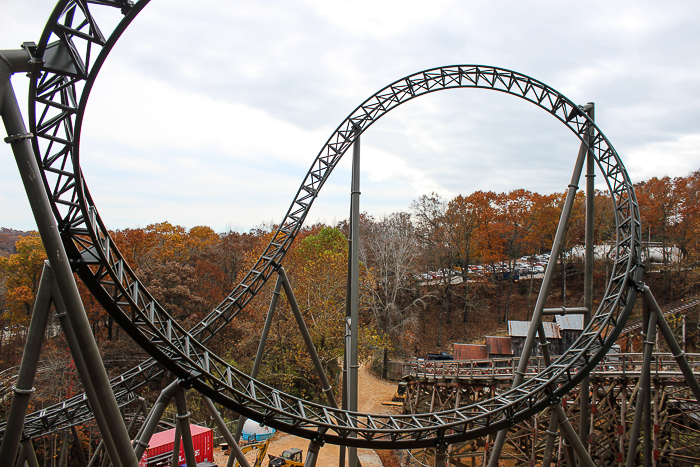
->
[[111, 223, 232, 332], [410, 194, 456, 346], [360, 213, 426, 362], [234, 226, 381, 403], [676, 170, 700, 264], [411, 194, 453, 272], [0, 228, 28, 256], [444, 193, 490, 327], [0, 233, 47, 367], [490, 190, 540, 322], [0, 233, 47, 327], [445, 194, 483, 275], [636, 176, 682, 298], [526, 190, 586, 306], [634, 170, 700, 299]]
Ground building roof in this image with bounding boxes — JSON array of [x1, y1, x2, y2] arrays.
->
[[508, 321, 561, 339], [555, 314, 585, 330]]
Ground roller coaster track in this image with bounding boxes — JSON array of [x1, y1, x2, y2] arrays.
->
[[2, 0, 642, 450], [621, 294, 700, 336], [401, 354, 700, 466], [402, 354, 700, 381]]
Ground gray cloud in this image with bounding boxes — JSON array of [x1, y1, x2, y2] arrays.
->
[[2, 0, 699, 232]]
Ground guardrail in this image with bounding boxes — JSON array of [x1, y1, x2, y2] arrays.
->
[[402, 353, 700, 380]]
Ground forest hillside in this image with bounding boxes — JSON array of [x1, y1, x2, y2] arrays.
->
[[0, 169, 698, 424]]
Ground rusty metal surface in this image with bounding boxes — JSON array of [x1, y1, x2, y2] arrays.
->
[[508, 321, 561, 339], [555, 314, 584, 330], [485, 336, 513, 355], [454, 344, 488, 360]]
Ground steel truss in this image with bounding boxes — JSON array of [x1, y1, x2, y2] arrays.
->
[[403, 354, 700, 466], [0, 0, 659, 458]]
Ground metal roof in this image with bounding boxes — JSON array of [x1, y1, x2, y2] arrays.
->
[[555, 314, 585, 330], [508, 321, 561, 339]]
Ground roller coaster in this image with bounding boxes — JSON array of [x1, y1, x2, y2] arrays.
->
[[400, 353, 700, 465], [1, 1, 699, 466]]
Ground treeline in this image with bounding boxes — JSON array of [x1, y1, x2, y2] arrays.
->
[[0, 228, 27, 256], [0, 169, 698, 404]]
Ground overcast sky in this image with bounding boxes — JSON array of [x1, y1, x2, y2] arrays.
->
[[2, 0, 699, 233]]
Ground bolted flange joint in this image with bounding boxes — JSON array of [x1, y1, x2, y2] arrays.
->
[[4, 133, 33, 144], [12, 386, 36, 395]]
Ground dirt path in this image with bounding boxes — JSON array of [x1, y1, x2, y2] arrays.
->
[[213, 365, 401, 466]]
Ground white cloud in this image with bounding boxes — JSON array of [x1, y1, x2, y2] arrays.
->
[[363, 146, 442, 194], [626, 134, 700, 182], [2, 0, 700, 232], [82, 58, 327, 166], [300, 0, 453, 39]]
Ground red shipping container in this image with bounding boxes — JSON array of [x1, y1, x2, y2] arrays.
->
[[139, 424, 213, 467]]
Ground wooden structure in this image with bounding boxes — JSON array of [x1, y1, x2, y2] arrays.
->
[[508, 321, 561, 357], [402, 353, 700, 466]]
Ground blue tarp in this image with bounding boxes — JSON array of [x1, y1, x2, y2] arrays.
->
[[241, 430, 274, 442]]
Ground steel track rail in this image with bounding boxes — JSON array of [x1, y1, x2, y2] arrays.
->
[[2, 0, 642, 449], [621, 294, 700, 336]]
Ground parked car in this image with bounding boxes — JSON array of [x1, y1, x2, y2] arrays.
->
[[427, 351, 454, 361]]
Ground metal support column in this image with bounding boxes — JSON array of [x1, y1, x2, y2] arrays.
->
[[1, 51, 138, 467], [580, 102, 595, 453], [552, 404, 595, 467], [100, 445, 111, 467], [303, 439, 324, 467], [562, 435, 576, 467], [90, 400, 145, 467], [0, 263, 53, 464], [536, 321, 594, 467], [52, 274, 120, 467], [653, 381, 660, 467], [58, 431, 70, 467], [447, 388, 462, 463], [644, 382, 652, 464], [88, 442, 105, 467], [641, 293, 653, 467], [22, 441, 39, 467], [234, 275, 283, 442], [134, 381, 180, 460], [434, 442, 448, 467], [488, 131, 589, 467], [201, 396, 251, 467], [626, 309, 657, 467], [278, 267, 338, 408], [71, 426, 89, 467], [347, 126, 361, 467], [341, 261, 351, 467], [542, 410, 559, 467], [170, 419, 182, 467], [174, 388, 196, 467], [643, 287, 700, 402], [620, 385, 627, 465], [12, 444, 25, 467], [125, 398, 147, 439]]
